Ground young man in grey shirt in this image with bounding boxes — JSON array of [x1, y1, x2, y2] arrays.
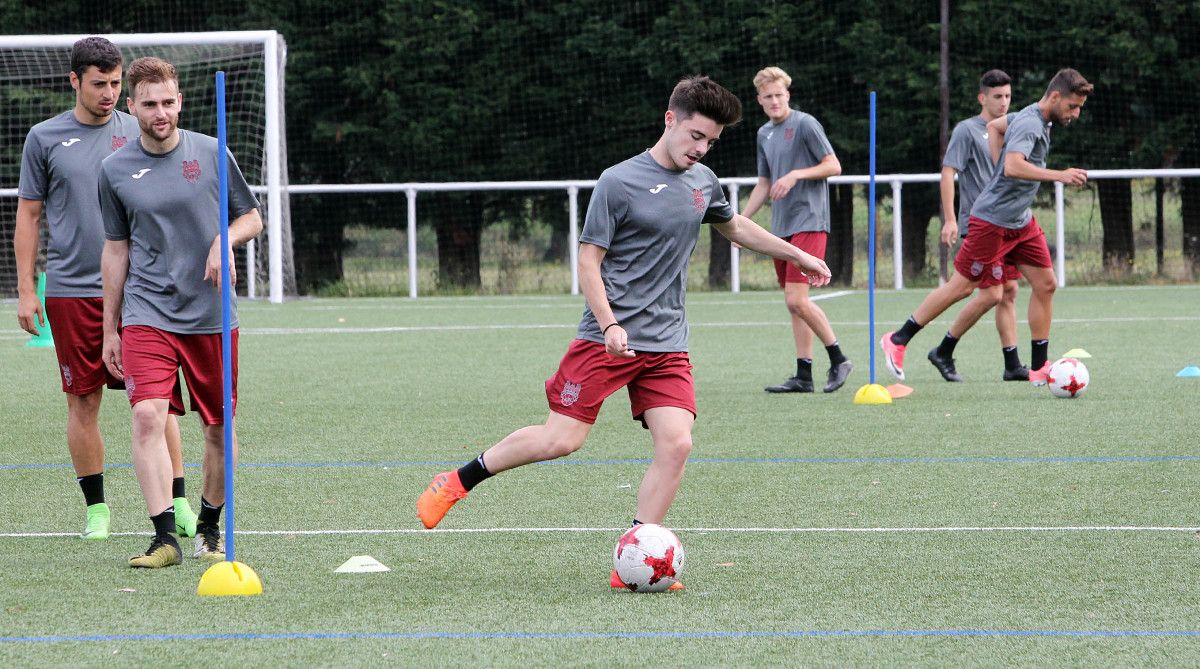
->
[[416, 76, 831, 590], [928, 69, 1030, 382], [742, 67, 852, 394], [100, 57, 262, 568], [14, 37, 196, 541], [882, 69, 1092, 385]]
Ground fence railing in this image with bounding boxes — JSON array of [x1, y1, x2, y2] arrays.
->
[[5, 167, 1198, 299]]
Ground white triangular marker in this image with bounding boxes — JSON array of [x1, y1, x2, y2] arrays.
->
[[335, 555, 390, 573]]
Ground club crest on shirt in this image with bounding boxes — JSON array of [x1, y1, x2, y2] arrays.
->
[[692, 188, 706, 213], [560, 381, 581, 407], [784, 127, 795, 141], [61, 364, 73, 387], [111, 135, 127, 150], [182, 159, 202, 183]]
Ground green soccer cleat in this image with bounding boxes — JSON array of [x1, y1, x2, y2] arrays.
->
[[174, 497, 198, 538], [128, 534, 183, 568], [193, 522, 225, 561], [83, 503, 111, 540]]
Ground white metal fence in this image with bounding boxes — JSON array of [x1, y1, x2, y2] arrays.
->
[[5, 167, 1198, 299]]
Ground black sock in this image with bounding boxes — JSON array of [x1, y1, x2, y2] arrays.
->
[[1003, 346, 1023, 370], [825, 341, 847, 366], [631, 519, 643, 526], [795, 358, 813, 381], [77, 473, 104, 506], [456, 454, 493, 491], [891, 317, 923, 346], [936, 332, 959, 358], [1031, 339, 1049, 370], [172, 477, 185, 499], [150, 508, 175, 538], [198, 497, 223, 527]]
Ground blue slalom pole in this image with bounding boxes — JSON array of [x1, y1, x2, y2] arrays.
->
[[868, 91, 877, 385], [216, 71, 235, 563]]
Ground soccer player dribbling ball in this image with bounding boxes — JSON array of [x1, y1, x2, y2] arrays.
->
[[881, 68, 1093, 386], [417, 75, 832, 590]]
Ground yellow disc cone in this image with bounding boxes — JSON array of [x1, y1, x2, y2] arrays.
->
[[853, 383, 893, 405], [198, 560, 263, 596]]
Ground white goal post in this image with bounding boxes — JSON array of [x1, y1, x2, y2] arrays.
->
[[0, 30, 291, 303]]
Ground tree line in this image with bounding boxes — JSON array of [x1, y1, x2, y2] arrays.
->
[[3, 0, 1197, 292]]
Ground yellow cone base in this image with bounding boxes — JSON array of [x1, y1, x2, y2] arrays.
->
[[853, 383, 893, 405], [198, 560, 263, 596]]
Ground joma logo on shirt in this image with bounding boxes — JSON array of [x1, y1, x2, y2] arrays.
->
[[60, 138, 81, 147], [182, 160, 202, 183], [649, 184, 667, 194]]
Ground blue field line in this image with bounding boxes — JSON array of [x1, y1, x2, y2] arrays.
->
[[4, 628, 1200, 644], [5, 454, 1200, 471]]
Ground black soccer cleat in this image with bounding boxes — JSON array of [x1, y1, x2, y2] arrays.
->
[[1002, 365, 1030, 381], [927, 348, 963, 382], [765, 376, 814, 393], [823, 360, 853, 393]]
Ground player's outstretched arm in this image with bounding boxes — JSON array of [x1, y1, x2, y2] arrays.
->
[[1003, 152, 1087, 186], [204, 208, 264, 288], [101, 239, 129, 379], [741, 177, 771, 220], [713, 214, 831, 286], [14, 198, 45, 335]]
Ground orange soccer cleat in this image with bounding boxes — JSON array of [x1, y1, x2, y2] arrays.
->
[[416, 470, 468, 529]]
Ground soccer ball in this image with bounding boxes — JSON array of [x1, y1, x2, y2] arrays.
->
[[1047, 357, 1089, 398], [612, 523, 685, 592]]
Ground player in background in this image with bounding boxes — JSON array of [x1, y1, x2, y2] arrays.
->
[[416, 76, 832, 589], [741, 67, 852, 394], [100, 56, 262, 568], [14, 37, 196, 541], [929, 69, 1030, 382], [881, 68, 1093, 385]]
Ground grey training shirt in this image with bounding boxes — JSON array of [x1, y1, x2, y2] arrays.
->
[[943, 114, 1013, 236], [970, 102, 1052, 229], [18, 110, 140, 297], [577, 151, 733, 353], [99, 129, 259, 334], [755, 110, 835, 237]]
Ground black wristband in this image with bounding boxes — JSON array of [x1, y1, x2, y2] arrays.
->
[[602, 322, 620, 334]]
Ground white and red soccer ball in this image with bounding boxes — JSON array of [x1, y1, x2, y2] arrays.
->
[[612, 523, 685, 592], [1047, 357, 1089, 398]]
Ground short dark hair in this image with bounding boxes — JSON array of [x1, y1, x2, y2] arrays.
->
[[70, 37, 122, 78], [126, 56, 178, 98], [1046, 68, 1094, 97], [979, 69, 1011, 91], [668, 75, 742, 127]]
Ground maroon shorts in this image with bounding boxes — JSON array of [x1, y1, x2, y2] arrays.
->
[[957, 236, 1023, 283], [121, 325, 239, 425], [44, 297, 122, 395], [545, 339, 695, 428], [774, 231, 828, 287], [954, 215, 1051, 288]]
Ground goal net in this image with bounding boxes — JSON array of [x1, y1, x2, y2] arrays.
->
[[0, 31, 294, 302]]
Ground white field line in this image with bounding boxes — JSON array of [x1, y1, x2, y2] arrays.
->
[[3, 525, 1199, 538]]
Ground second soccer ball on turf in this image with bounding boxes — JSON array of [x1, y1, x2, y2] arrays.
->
[[613, 523, 685, 592], [1047, 357, 1089, 398]]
